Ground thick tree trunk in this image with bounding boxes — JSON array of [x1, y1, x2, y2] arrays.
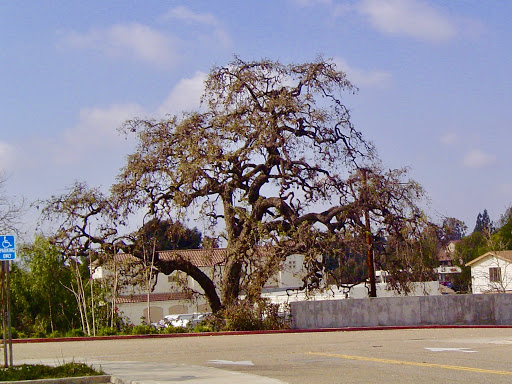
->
[[156, 259, 222, 313], [221, 258, 242, 308]]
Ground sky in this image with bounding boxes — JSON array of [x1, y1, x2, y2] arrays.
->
[[1, 0, 511, 239]]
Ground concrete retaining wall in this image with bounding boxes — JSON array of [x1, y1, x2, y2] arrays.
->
[[290, 293, 512, 329]]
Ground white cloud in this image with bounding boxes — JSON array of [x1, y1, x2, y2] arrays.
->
[[58, 72, 208, 165], [164, 6, 220, 26], [334, 57, 392, 89], [0, 142, 15, 172], [71, 103, 145, 142], [163, 6, 232, 48], [157, 72, 207, 116], [439, 132, 457, 145], [10, 72, 209, 198], [59, 103, 145, 165], [462, 149, 496, 168], [61, 23, 180, 68], [355, 0, 457, 42]]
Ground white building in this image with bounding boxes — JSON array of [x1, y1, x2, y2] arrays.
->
[[437, 240, 462, 284], [92, 249, 305, 325], [466, 251, 512, 294]]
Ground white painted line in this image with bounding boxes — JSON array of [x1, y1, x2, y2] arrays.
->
[[425, 347, 477, 353], [208, 360, 255, 366]]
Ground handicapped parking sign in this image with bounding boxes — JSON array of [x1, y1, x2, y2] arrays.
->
[[0, 236, 15, 260]]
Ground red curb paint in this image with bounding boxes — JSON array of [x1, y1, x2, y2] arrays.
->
[[12, 324, 512, 343]]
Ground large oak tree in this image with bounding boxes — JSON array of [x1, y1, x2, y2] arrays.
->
[[42, 57, 436, 311], [111, 57, 377, 308]]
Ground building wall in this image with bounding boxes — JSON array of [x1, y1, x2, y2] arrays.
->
[[272, 254, 304, 289], [348, 281, 440, 298], [291, 293, 512, 329], [471, 257, 512, 294]]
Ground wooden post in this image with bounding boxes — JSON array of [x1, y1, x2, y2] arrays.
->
[[361, 169, 377, 298]]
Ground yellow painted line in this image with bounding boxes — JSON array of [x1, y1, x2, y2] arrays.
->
[[308, 352, 512, 376]]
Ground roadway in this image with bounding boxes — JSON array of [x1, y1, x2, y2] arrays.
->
[[12, 327, 512, 383]]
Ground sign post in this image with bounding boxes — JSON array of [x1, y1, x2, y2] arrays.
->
[[0, 235, 15, 368]]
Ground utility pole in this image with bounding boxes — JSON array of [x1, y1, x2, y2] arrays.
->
[[361, 169, 377, 298]]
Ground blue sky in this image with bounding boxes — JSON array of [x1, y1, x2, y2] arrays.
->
[[1, 0, 511, 237]]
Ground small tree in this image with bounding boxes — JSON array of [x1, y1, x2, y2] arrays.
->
[[440, 217, 466, 242], [0, 174, 23, 236], [316, 167, 431, 296], [14, 237, 79, 334], [493, 206, 512, 249]]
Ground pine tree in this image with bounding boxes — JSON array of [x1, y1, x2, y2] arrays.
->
[[473, 209, 494, 234]]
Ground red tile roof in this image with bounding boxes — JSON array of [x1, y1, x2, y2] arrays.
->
[[116, 291, 192, 304], [158, 248, 226, 266], [111, 253, 140, 263], [110, 248, 227, 267]]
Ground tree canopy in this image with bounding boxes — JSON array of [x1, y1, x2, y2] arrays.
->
[[110, 56, 437, 305], [0, 174, 23, 236], [41, 57, 437, 311]]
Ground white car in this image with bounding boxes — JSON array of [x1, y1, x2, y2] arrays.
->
[[156, 313, 210, 328], [172, 314, 194, 327]]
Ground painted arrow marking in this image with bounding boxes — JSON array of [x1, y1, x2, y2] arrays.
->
[[208, 360, 255, 366], [425, 347, 477, 353]]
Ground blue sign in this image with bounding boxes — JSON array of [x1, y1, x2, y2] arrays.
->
[[0, 236, 15, 260]]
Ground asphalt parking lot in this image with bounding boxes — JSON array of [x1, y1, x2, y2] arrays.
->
[[12, 327, 512, 384]]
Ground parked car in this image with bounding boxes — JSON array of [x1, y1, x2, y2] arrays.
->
[[153, 313, 210, 329], [191, 313, 209, 326], [172, 313, 194, 327]]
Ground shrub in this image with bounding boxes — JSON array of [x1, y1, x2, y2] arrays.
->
[[130, 324, 159, 335], [190, 324, 213, 333], [0, 362, 102, 381], [97, 327, 118, 336], [48, 330, 62, 338], [160, 326, 188, 334], [30, 330, 47, 339], [261, 302, 288, 330], [65, 329, 86, 338], [210, 299, 288, 331], [224, 301, 262, 331], [1, 327, 18, 339], [17, 332, 28, 339]]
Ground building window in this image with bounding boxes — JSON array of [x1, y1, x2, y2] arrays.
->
[[489, 267, 501, 283]]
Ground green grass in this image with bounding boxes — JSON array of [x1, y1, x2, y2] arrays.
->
[[0, 362, 103, 381]]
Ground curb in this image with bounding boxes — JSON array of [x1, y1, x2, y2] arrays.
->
[[11, 324, 512, 344], [0, 375, 111, 384]]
